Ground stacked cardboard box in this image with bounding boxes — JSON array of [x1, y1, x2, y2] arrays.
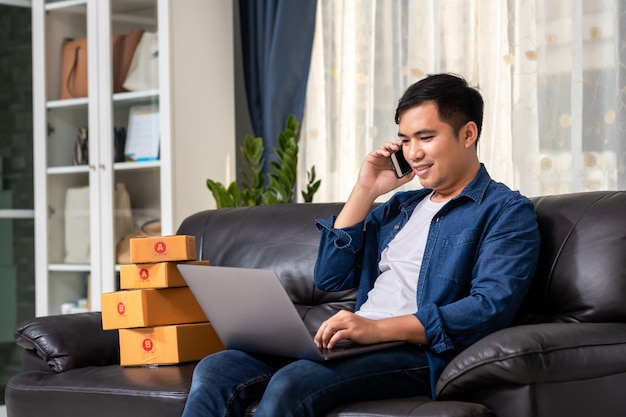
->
[[101, 235, 225, 366]]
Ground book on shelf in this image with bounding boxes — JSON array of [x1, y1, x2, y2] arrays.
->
[[125, 104, 160, 162]]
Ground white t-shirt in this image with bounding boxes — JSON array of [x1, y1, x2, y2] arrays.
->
[[356, 193, 446, 319]]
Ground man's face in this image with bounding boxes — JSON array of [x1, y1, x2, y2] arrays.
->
[[397, 101, 478, 201]]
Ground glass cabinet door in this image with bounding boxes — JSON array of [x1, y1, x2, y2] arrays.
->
[[109, 0, 162, 271], [42, 0, 92, 315]]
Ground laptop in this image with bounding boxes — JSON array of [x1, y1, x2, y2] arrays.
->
[[177, 264, 404, 361]]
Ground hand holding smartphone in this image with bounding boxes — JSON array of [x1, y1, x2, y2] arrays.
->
[[390, 149, 412, 178]]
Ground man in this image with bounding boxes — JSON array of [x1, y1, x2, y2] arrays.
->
[[181, 73, 540, 417]]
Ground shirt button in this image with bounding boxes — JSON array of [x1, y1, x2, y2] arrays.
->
[[394, 225, 400, 230]]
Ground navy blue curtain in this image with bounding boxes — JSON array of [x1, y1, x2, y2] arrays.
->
[[239, 0, 318, 170]]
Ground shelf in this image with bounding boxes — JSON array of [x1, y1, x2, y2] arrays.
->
[[113, 89, 159, 102], [47, 91, 160, 108], [45, 0, 87, 12], [47, 161, 161, 175], [46, 91, 158, 110], [114, 160, 161, 170], [111, 13, 156, 27], [49, 263, 91, 272], [47, 165, 90, 175], [47, 97, 89, 109]]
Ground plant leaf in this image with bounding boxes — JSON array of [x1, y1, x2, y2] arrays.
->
[[206, 114, 319, 207]]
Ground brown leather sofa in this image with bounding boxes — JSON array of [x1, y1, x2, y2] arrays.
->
[[6, 191, 626, 417]]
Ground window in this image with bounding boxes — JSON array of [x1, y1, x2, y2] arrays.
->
[[299, 0, 625, 202]]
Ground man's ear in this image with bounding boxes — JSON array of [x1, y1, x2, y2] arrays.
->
[[462, 121, 479, 148]]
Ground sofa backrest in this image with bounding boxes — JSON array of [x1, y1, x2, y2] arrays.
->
[[176, 191, 626, 334], [518, 191, 626, 325], [176, 203, 356, 334]]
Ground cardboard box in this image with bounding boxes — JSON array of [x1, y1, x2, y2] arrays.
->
[[118, 322, 225, 366], [120, 260, 210, 289], [130, 235, 197, 264], [101, 287, 207, 330]]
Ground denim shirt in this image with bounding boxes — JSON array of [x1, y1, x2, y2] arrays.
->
[[314, 165, 540, 392]]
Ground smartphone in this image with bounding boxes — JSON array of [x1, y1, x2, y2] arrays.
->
[[390, 149, 412, 178]]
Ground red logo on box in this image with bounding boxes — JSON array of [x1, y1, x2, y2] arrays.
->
[[117, 302, 126, 316], [154, 241, 167, 254], [142, 338, 154, 352], [139, 268, 149, 281]]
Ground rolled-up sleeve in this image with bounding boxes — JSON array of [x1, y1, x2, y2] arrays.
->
[[313, 215, 365, 292]]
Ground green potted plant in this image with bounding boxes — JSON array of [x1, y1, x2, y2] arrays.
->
[[206, 114, 321, 208]]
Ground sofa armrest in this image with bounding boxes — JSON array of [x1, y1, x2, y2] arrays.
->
[[435, 322, 626, 399], [14, 312, 120, 373]]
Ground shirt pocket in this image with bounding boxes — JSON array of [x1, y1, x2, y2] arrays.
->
[[436, 228, 481, 284]]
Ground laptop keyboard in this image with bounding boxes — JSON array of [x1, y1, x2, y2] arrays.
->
[[319, 340, 359, 353]]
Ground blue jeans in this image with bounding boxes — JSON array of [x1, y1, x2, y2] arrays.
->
[[181, 344, 430, 417]]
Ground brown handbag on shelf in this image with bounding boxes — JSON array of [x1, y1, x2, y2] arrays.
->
[[60, 37, 88, 99], [60, 32, 139, 99], [111, 34, 126, 93], [116, 28, 145, 93]]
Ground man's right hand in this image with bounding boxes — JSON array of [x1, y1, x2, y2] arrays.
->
[[334, 140, 415, 229]]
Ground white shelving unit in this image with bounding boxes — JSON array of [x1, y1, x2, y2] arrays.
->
[[32, 0, 236, 316]]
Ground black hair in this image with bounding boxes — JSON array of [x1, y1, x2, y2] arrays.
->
[[394, 73, 484, 141]]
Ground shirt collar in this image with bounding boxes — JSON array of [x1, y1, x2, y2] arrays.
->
[[460, 163, 491, 204], [399, 163, 492, 210]]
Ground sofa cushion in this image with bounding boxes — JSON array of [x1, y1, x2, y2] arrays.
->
[[245, 396, 495, 417], [14, 312, 119, 372], [6, 363, 195, 417], [326, 397, 495, 417]]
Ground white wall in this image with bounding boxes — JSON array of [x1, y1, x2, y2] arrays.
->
[[168, 0, 236, 228]]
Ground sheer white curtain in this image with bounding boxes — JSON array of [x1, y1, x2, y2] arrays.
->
[[298, 0, 624, 202]]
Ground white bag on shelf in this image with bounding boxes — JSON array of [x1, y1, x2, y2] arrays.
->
[[64, 183, 136, 264], [122, 31, 159, 91], [64, 186, 90, 264]]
